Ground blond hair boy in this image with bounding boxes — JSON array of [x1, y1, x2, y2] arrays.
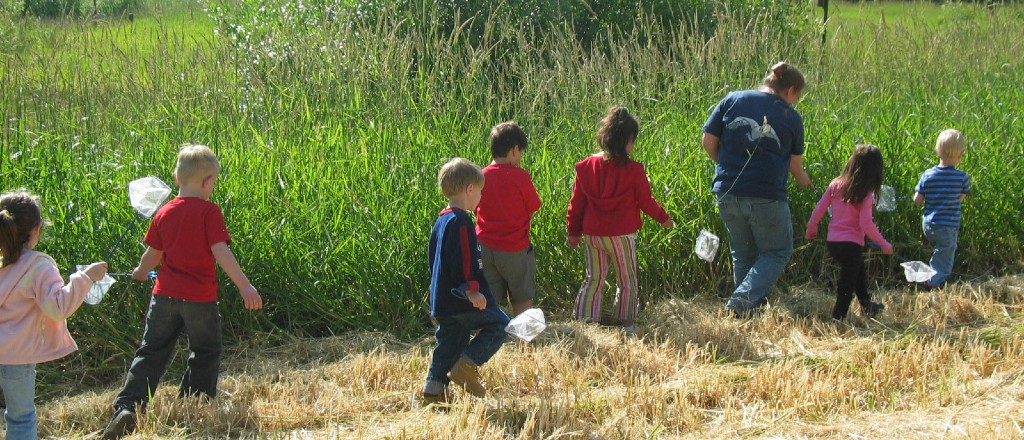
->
[[103, 144, 263, 439], [912, 129, 971, 288], [422, 158, 510, 404]]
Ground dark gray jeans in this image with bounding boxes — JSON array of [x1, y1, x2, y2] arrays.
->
[[113, 295, 222, 411]]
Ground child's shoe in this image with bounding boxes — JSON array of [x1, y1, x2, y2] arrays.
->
[[420, 390, 451, 405], [448, 357, 486, 397], [622, 324, 637, 337], [101, 407, 137, 439], [863, 301, 886, 319]]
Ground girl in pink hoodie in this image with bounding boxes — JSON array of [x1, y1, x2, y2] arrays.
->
[[566, 106, 673, 335], [805, 145, 892, 321], [0, 191, 107, 439]]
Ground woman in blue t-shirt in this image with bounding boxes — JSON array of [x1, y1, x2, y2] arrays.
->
[[701, 62, 813, 316]]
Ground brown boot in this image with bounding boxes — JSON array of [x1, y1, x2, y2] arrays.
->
[[421, 390, 451, 406], [448, 358, 486, 397]]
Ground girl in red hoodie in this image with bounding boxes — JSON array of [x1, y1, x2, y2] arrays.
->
[[566, 106, 673, 335]]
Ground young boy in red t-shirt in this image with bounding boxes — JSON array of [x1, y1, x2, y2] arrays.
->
[[475, 122, 542, 316], [102, 144, 263, 439]]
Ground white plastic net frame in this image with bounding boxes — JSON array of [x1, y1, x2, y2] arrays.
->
[[128, 176, 172, 218]]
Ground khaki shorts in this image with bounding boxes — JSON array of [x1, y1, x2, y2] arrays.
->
[[480, 243, 537, 305]]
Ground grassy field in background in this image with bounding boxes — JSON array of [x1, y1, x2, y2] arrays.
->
[[1, 1, 1023, 436]]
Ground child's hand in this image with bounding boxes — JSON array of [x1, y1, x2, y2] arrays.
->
[[239, 284, 263, 310], [567, 236, 582, 250], [805, 229, 817, 240], [882, 245, 894, 255], [660, 218, 674, 229], [83, 262, 108, 282], [466, 291, 486, 310], [130, 266, 150, 281]]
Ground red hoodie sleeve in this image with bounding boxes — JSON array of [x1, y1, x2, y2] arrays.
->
[[566, 163, 588, 237], [634, 164, 670, 224]]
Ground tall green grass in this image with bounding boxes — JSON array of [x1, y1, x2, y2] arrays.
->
[[1, 0, 1023, 393]]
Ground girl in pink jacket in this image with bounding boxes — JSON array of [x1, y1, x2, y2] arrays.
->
[[805, 145, 892, 321], [0, 191, 107, 439]]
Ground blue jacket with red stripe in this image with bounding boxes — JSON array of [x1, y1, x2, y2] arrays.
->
[[428, 207, 496, 317]]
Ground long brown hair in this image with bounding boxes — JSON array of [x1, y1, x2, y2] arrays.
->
[[835, 144, 884, 205], [597, 105, 639, 166], [0, 191, 43, 267]]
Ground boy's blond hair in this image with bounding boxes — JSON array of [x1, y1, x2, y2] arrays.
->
[[438, 158, 484, 197], [935, 129, 966, 159], [175, 144, 221, 184]]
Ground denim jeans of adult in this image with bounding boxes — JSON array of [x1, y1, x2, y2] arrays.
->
[[717, 194, 794, 312], [0, 364, 36, 440], [827, 241, 871, 320], [425, 303, 510, 389], [923, 222, 958, 286], [113, 296, 222, 412]]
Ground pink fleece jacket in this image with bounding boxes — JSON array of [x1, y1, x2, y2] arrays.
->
[[806, 179, 892, 250], [0, 250, 92, 364]]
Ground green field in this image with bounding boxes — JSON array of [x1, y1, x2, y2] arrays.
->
[[2, 0, 1024, 396]]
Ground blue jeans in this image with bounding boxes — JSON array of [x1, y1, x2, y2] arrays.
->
[[923, 222, 959, 286], [717, 194, 794, 312], [425, 303, 510, 390], [0, 364, 36, 440], [113, 296, 222, 411]]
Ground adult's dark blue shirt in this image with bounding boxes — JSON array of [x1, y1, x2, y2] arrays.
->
[[703, 89, 805, 201]]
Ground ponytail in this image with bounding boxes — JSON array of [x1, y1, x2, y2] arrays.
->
[[762, 62, 805, 94], [597, 105, 639, 166], [0, 191, 43, 267]]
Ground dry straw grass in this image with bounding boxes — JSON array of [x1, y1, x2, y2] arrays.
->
[[36, 277, 1024, 439]]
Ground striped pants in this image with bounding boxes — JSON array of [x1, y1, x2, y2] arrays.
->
[[574, 234, 639, 323]]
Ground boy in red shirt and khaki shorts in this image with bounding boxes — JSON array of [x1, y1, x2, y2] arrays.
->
[[475, 122, 542, 316]]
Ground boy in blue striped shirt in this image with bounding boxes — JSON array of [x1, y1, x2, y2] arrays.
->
[[913, 129, 971, 288]]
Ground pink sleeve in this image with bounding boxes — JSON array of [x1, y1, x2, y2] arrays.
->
[[806, 185, 832, 236], [33, 261, 88, 321], [858, 193, 891, 249]]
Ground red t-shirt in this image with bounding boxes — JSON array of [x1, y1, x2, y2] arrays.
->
[[144, 197, 231, 302], [566, 155, 670, 237], [475, 163, 542, 252]]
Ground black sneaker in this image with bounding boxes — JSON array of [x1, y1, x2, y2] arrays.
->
[[101, 407, 137, 439], [863, 302, 886, 319]]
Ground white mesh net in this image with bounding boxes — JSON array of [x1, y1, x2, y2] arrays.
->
[[900, 261, 937, 283], [694, 229, 720, 263], [77, 265, 116, 305], [876, 185, 896, 212], [128, 176, 172, 218], [505, 308, 547, 342]]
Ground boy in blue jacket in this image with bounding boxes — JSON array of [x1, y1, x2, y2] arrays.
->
[[422, 158, 510, 404]]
